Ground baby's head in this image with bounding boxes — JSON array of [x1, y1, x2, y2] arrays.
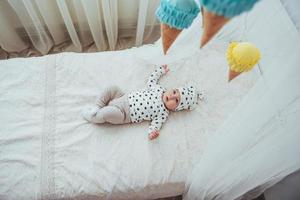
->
[[162, 84, 201, 111]]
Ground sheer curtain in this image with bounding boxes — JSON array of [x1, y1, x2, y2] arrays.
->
[[166, 0, 300, 199], [0, 0, 160, 59]]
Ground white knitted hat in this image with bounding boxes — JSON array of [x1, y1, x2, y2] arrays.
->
[[175, 84, 203, 111]]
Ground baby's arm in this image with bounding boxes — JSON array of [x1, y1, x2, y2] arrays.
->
[[148, 116, 167, 140], [147, 65, 169, 88]]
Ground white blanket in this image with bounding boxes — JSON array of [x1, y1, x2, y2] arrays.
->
[[0, 41, 258, 199]]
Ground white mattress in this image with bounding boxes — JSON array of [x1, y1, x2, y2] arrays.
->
[[0, 42, 258, 199]]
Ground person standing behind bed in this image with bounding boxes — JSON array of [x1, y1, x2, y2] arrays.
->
[[82, 65, 203, 140]]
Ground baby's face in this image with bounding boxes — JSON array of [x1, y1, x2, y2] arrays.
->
[[162, 89, 181, 111]]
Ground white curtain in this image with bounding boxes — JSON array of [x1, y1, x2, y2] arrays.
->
[[164, 0, 300, 199], [0, 0, 160, 58]]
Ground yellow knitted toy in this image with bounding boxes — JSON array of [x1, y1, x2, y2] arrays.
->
[[227, 42, 260, 81]]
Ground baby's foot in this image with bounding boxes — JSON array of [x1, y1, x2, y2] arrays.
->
[[149, 130, 160, 140], [81, 106, 98, 122]]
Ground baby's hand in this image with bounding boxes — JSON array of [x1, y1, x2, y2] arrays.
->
[[149, 130, 160, 140], [162, 64, 169, 74]]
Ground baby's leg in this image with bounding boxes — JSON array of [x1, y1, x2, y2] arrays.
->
[[90, 106, 127, 124], [97, 86, 124, 108]]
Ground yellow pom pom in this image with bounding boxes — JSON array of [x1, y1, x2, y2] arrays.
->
[[227, 42, 260, 73]]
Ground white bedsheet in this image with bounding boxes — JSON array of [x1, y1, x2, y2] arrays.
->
[[0, 41, 258, 199]]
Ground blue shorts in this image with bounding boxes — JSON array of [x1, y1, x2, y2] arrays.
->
[[156, 0, 259, 30]]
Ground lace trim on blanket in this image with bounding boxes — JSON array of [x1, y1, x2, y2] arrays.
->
[[40, 56, 56, 199]]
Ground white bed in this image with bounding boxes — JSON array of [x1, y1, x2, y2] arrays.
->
[[0, 23, 259, 200]]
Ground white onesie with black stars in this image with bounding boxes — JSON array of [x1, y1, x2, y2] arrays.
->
[[128, 65, 169, 134]]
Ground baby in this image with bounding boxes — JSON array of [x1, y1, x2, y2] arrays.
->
[[82, 65, 202, 140]]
